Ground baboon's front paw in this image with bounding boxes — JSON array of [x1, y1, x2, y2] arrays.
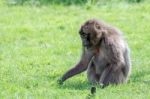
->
[[57, 78, 63, 85]]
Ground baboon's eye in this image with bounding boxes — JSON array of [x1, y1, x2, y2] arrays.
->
[[80, 32, 86, 36], [83, 33, 90, 39], [79, 29, 84, 35], [79, 31, 85, 35]]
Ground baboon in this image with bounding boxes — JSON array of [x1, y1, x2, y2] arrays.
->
[[58, 19, 131, 87]]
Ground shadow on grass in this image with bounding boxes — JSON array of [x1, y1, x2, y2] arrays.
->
[[130, 69, 150, 84], [49, 68, 150, 90], [7, 0, 87, 6], [42, 0, 87, 5], [58, 80, 90, 90], [46, 74, 90, 90]]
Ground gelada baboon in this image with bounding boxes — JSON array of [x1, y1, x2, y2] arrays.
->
[[58, 19, 131, 87]]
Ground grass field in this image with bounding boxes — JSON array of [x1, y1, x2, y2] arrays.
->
[[0, 1, 150, 99]]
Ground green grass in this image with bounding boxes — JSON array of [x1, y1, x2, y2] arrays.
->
[[0, 1, 150, 99], [5, 0, 145, 6]]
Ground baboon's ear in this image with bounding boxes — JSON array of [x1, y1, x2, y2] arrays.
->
[[101, 30, 107, 38], [95, 23, 101, 30], [96, 29, 107, 39]]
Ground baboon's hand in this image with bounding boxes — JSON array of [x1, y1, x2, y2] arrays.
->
[[57, 77, 63, 85]]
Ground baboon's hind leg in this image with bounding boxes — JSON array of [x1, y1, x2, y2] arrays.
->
[[99, 66, 125, 87], [87, 62, 100, 84]]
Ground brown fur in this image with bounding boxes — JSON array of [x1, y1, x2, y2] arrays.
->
[[58, 19, 131, 87]]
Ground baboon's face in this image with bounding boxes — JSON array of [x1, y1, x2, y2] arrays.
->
[[79, 20, 103, 48]]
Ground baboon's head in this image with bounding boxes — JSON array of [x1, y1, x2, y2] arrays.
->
[[79, 19, 105, 48]]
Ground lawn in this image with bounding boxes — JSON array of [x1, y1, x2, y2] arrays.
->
[[0, 1, 150, 99]]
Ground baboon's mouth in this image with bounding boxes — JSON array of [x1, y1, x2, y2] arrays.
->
[[83, 43, 92, 49], [83, 43, 90, 47]]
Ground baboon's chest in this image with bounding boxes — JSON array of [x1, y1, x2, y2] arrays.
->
[[92, 48, 107, 74]]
